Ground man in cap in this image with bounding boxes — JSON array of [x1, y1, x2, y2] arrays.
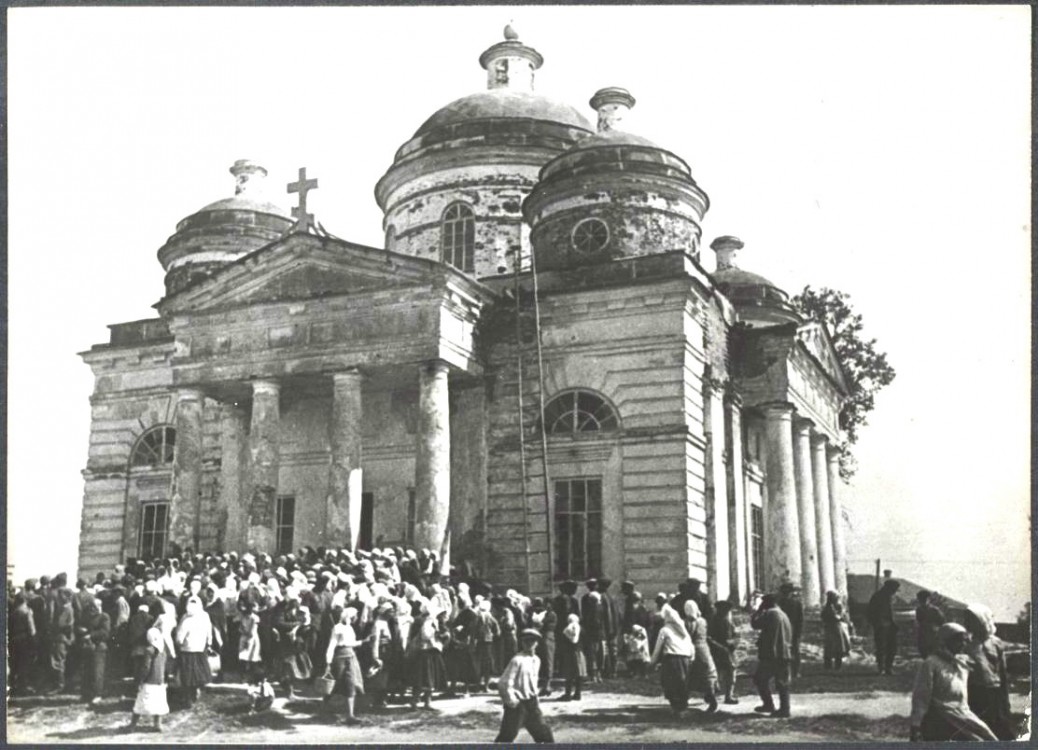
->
[[598, 578, 620, 678], [580, 580, 604, 682], [867, 578, 901, 675], [494, 628, 555, 743], [751, 593, 793, 718]]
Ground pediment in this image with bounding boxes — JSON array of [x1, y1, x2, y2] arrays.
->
[[157, 234, 452, 315], [796, 321, 849, 395]]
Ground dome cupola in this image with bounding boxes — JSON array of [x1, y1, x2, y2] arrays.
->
[[375, 26, 593, 279], [157, 160, 292, 296], [709, 235, 801, 327], [523, 88, 709, 272]]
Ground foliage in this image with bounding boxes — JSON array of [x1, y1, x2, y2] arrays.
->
[[792, 286, 896, 480]]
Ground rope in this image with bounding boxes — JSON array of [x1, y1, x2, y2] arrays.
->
[[529, 247, 554, 589], [513, 251, 533, 595]]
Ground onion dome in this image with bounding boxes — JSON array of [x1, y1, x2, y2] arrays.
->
[[375, 26, 593, 279], [523, 88, 709, 272], [710, 236, 801, 327], [157, 160, 292, 296]]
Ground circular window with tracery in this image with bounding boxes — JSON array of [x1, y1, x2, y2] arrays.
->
[[571, 218, 610, 254]]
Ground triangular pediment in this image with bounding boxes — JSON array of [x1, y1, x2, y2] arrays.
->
[[796, 320, 850, 395], [156, 233, 488, 315]]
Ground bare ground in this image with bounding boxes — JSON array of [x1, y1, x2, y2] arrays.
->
[[6, 661, 1030, 745]]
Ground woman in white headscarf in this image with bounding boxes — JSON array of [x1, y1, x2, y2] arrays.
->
[[558, 613, 587, 701], [325, 607, 366, 725], [650, 604, 693, 714], [909, 622, 998, 741], [129, 626, 169, 732], [174, 596, 213, 706], [684, 599, 719, 712], [964, 603, 1015, 740]]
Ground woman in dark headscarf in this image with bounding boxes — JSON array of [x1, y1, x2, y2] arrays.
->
[[821, 590, 853, 670], [649, 604, 693, 714], [909, 622, 997, 741], [963, 603, 1015, 740]]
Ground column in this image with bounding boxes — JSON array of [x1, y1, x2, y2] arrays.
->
[[327, 369, 364, 551], [792, 417, 821, 606], [414, 360, 451, 556], [168, 388, 203, 553], [762, 403, 801, 592], [704, 381, 731, 602], [812, 432, 836, 597], [217, 402, 248, 552], [827, 445, 848, 597], [246, 379, 280, 552], [724, 393, 749, 605]]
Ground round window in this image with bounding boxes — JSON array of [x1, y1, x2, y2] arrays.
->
[[571, 218, 610, 254]]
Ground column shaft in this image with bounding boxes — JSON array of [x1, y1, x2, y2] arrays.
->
[[725, 394, 749, 605], [827, 446, 848, 597], [169, 389, 204, 553], [704, 384, 731, 602], [762, 404, 801, 591], [793, 417, 821, 605], [328, 370, 364, 551], [217, 402, 248, 552], [414, 361, 451, 555], [246, 380, 281, 552], [812, 434, 836, 596]]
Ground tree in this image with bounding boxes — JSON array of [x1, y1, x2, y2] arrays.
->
[[792, 286, 896, 480]]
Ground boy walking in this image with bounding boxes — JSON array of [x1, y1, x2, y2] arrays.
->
[[494, 629, 555, 743]]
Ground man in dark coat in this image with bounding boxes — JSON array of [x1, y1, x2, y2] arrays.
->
[[598, 578, 621, 678], [551, 581, 580, 639], [777, 583, 805, 678], [866, 579, 901, 675], [751, 593, 793, 717], [671, 578, 714, 624], [8, 592, 37, 695], [914, 590, 945, 658], [25, 578, 48, 689]]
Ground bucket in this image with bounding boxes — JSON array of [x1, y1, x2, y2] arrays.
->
[[317, 674, 336, 697]]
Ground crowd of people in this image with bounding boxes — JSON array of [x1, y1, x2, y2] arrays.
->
[[5, 547, 1019, 742]]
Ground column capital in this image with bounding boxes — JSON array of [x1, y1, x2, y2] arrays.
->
[[332, 368, 363, 385], [826, 443, 842, 461], [760, 401, 795, 419], [793, 415, 815, 434], [176, 387, 204, 402], [251, 379, 280, 396], [723, 389, 743, 409], [810, 431, 830, 448], [421, 359, 451, 376]]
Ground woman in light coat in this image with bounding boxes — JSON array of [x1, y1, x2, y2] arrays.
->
[[650, 604, 693, 714], [174, 595, 213, 706]]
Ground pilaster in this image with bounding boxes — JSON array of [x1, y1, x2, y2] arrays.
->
[[246, 379, 280, 552]]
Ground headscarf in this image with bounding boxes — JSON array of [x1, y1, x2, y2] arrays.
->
[[185, 596, 204, 616], [937, 622, 969, 661], [146, 626, 164, 651], [965, 603, 996, 641], [683, 599, 701, 621], [661, 604, 691, 642]]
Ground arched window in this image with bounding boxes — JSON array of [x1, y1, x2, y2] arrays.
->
[[543, 390, 619, 434], [130, 426, 176, 468], [385, 224, 397, 253], [441, 203, 475, 273]]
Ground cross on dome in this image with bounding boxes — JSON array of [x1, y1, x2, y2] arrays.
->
[[287, 167, 319, 233]]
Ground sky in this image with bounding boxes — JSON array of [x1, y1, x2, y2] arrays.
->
[[6, 6, 1031, 620]]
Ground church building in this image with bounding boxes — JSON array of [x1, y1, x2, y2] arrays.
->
[[78, 27, 851, 605]]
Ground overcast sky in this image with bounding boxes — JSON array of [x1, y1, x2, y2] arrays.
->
[[7, 6, 1030, 619]]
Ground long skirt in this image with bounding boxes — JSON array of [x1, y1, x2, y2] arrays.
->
[[968, 684, 1015, 740], [920, 707, 998, 741], [133, 683, 170, 717], [177, 652, 212, 688], [824, 622, 852, 660], [660, 654, 691, 710], [475, 642, 497, 680], [445, 640, 478, 685], [278, 652, 312, 682], [332, 646, 365, 697], [412, 648, 446, 691], [558, 641, 587, 681]]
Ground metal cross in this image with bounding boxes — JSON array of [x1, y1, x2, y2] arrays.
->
[[287, 167, 319, 232]]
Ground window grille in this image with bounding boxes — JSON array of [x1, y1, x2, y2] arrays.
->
[[441, 203, 475, 273], [543, 390, 619, 434], [139, 502, 169, 560], [554, 477, 603, 580], [276, 496, 296, 555], [750, 505, 764, 592]]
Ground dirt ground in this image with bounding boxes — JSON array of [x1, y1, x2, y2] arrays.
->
[[6, 661, 1031, 745]]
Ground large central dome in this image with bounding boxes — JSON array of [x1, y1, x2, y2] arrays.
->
[[414, 89, 591, 136], [375, 26, 592, 280]]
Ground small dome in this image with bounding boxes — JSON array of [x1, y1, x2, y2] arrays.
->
[[709, 236, 800, 327], [414, 90, 591, 137], [712, 267, 781, 290], [566, 129, 662, 152], [193, 194, 289, 220]]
